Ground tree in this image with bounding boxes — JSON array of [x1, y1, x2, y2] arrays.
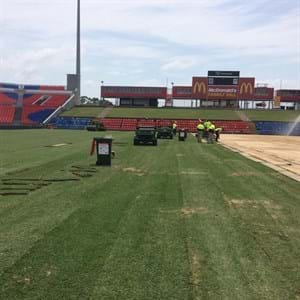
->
[[80, 96, 112, 106]]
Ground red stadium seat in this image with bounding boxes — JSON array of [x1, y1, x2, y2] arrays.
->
[[101, 118, 255, 134], [0, 106, 15, 124]]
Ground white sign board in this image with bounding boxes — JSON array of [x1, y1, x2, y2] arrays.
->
[[98, 143, 109, 155]]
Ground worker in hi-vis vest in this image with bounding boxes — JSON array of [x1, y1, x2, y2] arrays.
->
[[208, 123, 216, 144], [172, 121, 177, 136], [204, 120, 211, 130], [215, 127, 222, 142], [196, 120, 205, 143]]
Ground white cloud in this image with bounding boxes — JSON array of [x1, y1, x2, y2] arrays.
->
[[0, 46, 74, 83], [256, 78, 300, 90], [0, 0, 299, 96], [136, 78, 164, 86], [161, 56, 198, 71]]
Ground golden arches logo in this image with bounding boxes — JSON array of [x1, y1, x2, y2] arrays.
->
[[193, 82, 206, 94], [240, 82, 253, 94]]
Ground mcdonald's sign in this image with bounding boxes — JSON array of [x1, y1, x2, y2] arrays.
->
[[192, 77, 208, 98], [193, 82, 207, 94], [238, 78, 255, 100], [240, 82, 253, 94]]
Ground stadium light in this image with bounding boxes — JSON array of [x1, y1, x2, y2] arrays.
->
[[101, 81, 104, 101], [76, 0, 81, 104]]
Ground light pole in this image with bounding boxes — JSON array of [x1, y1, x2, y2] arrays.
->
[[171, 82, 174, 107], [101, 81, 104, 102], [76, 0, 81, 105]]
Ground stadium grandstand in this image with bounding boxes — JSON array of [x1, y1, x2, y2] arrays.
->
[[101, 71, 300, 111], [0, 82, 75, 127]]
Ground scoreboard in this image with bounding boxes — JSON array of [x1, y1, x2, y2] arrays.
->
[[208, 71, 240, 77], [208, 70, 240, 86], [208, 77, 239, 86]]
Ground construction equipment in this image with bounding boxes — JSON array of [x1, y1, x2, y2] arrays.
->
[[86, 119, 106, 131], [157, 126, 173, 139], [134, 126, 157, 146]]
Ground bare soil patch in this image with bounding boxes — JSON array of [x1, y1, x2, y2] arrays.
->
[[190, 248, 203, 286], [221, 135, 300, 182], [45, 143, 72, 148], [122, 167, 145, 176], [180, 171, 205, 175], [230, 171, 257, 177], [181, 207, 208, 217]]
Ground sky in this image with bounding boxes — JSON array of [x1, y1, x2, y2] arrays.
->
[[0, 0, 299, 97]]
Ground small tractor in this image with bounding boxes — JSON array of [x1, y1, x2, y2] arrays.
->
[[133, 126, 157, 146], [86, 119, 106, 131], [157, 126, 173, 139]]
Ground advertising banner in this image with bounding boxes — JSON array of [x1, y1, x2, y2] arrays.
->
[[172, 86, 192, 99], [207, 86, 238, 100], [101, 86, 167, 99], [254, 87, 274, 100], [192, 77, 208, 99], [276, 90, 300, 102], [238, 78, 255, 100]]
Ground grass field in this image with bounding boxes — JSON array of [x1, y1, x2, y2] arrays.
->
[[0, 130, 300, 299], [107, 108, 241, 119], [244, 110, 300, 122], [61, 106, 300, 122], [61, 106, 104, 117]]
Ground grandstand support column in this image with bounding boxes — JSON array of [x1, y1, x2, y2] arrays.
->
[[75, 0, 81, 105], [13, 87, 24, 125]]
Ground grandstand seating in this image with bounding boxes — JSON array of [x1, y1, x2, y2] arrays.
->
[[121, 118, 138, 131], [55, 117, 92, 129], [21, 107, 56, 124], [42, 95, 69, 107], [0, 83, 18, 102], [99, 118, 254, 134], [255, 121, 300, 136], [0, 83, 71, 126], [101, 118, 123, 130], [0, 106, 15, 124], [0, 92, 18, 105], [23, 94, 43, 105], [0, 83, 18, 105], [23, 94, 69, 106], [52, 116, 300, 136]]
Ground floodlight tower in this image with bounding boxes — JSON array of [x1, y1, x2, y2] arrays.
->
[[76, 0, 81, 104]]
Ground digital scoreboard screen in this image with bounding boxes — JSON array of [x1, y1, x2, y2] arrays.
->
[[208, 71, 240, 77], [208, 77, 239, 86]]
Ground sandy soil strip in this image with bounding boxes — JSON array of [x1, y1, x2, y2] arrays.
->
[[220, 134, 300, 182]]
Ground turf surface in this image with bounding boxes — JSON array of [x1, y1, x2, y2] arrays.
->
[[61, 106, 300, 122], [107, 108, 241, 120], [243, 110, 300, 122], [61, 106, 104, 117], [0, 130, 299, 299]]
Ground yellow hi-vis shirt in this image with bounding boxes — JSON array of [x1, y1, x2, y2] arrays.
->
[[197, 124, 205, 130], [209, 124, 216, 130], [204, 121, 211, 128]]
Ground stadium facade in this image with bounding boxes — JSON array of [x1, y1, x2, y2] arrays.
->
[[101, 71, 300, 110]]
